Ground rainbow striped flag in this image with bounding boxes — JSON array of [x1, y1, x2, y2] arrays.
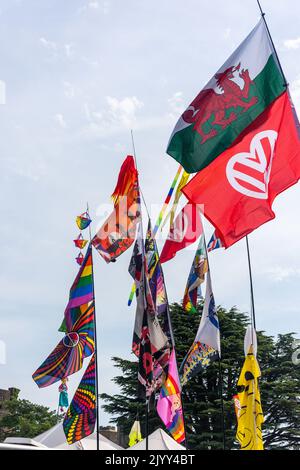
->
[[157, 349, 185, 444], [65, 244, 94, 321]]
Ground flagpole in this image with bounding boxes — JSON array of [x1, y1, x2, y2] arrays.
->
[[130, 131, 189, 449], [130, 131, 154, 450], [87, 203, 100, 452], [256, 0, 288, 87], [145, 398, 149, 451], [202, 221, 226, 450], [245, 235, 257, 339]]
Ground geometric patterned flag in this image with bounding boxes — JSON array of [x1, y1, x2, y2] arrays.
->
[[167, 19, 285, 173], [64, 244, 94, 331], [63, 354, 96, 445], [182, 235, 208, 313], [32, 302, 95, 388], [183, 91, 300, 248], [207, 230, 224, 252], [236, 346, 264, 450], [58, 303, 90, 333], [92, 155, 141, 263], [157, 349, 186, 444]]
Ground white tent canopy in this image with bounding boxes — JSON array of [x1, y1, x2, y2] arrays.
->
[[128, 428, 186, 450], [6, 422, 124, 450]]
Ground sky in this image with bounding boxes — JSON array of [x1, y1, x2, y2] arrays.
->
[[0, 0, 299, 428]]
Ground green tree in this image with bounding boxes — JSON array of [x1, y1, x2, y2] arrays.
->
[[0, 392, 59, 442], [101, 303, 300, 449]]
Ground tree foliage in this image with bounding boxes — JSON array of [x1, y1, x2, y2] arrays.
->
[[101, 302, 300, 449], [0, 392, 59, 442]]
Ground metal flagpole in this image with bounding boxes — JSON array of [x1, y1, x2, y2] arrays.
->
[[245, 235, 257, 338], [87, 203, 100, 451], [256, 0, 288, 87], [202, 222, 226, 450], [145, 398, 149, 451]]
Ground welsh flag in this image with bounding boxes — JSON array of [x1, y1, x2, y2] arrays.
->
[[182, 91, 300, 248], [167, 19, 286, 173]]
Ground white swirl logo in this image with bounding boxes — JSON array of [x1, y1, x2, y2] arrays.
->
[[226, 130, 278, 199]]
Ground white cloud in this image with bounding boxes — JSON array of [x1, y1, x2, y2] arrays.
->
[[54, 113, 67, 129], [40, 38, 75, 61], [106, 96, 144, 127], [283, 37, 300, 50], [78, 1, 109, 14], [264, 266, 300, 282], [63, 81, 76, 99], [39, 37, 57, 51], [89, 1, 99, 8], [82, 96, 144, 137]]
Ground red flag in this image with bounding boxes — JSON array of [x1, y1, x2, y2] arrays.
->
[[160, 204, 203, 263], [182, 92, 300, 248]]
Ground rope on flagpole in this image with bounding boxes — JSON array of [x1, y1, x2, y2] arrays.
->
[[256, 0, 288, 87]]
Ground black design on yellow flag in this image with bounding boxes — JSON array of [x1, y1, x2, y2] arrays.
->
[[236, 347, 264, 450]]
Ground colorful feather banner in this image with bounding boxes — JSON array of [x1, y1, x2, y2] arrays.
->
[[63, 353, 96, 445], [32, 303, 95, 388], [58, 302, 91, 333], [65, 244, 94, 328]]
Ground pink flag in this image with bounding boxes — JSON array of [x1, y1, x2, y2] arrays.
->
[[157, 349, 186, 444], [160, 203, 203, 264]]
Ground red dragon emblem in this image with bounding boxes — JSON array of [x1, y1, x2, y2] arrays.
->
[[182, 63, 258, 144]]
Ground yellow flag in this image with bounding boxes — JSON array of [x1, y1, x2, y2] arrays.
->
[[236, 348, 264, 450], [128, 420, 143, 447]]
